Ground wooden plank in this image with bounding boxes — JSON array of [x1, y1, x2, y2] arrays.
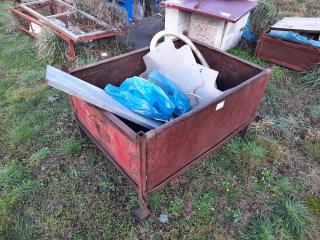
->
[[46, 66, 161, 129], [271, 17, 320, 34]]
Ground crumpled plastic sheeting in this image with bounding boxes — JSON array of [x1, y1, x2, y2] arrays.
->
[[105, 77, 175, 121], [147, 70, 191, 117], [268, 30, 320, 48]]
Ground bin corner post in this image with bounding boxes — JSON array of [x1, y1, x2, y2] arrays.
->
[[134, 131, 150, 221]]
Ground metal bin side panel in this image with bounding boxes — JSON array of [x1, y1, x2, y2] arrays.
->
[[255, 33, 320, 71], [194, 41, 263, 90], [146, 70, 270, 190], [70, 96, 141, 185], [70, 49, 149, 89]]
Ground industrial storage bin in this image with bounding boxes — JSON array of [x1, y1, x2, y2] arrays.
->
[[68, 40, 271, 220]]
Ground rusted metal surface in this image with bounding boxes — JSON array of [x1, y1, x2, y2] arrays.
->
[[68, 40, 271, 220], [70, 97, 141, 184], [161, 0, 257, 23], [145, 118, 253, 195], [145, 71, 270, 189], [255, 32, 320, 71]]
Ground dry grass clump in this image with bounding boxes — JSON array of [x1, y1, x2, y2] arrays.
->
[[35, 27, 69, 64], [250, 0, 278, 37], [73, 0, 128, 32], [299, 64, 320, 89], [268, 0, 320, 18]]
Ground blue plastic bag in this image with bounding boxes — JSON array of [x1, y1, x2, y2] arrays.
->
[[148, 70, 191, 116], [105, 77, 174, 121], [268, 30, 320, 48]]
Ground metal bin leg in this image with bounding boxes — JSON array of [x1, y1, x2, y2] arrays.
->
[[134, 195, 150, 221]]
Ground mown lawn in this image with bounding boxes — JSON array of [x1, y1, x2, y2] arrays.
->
[[0, 0, 319, 239]]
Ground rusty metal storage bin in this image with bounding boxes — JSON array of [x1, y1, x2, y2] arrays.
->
[[255, 32, 320, 71], [68, 40, 271, 220]]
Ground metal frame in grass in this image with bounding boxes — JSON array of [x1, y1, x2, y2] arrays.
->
[[10, 0, 122, 60]]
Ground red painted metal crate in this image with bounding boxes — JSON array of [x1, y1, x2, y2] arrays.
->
[[255, 32, 320, 71], [68, 40, 271, 220]]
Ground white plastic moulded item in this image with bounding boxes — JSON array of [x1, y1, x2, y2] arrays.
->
[[143, 38, 222, 106]]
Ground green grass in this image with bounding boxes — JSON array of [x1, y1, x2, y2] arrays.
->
[[0, 162, 39, 235], [307, 197, 320, 216], [168, 199, 184, 214], [193, 192, 215, 218], [61, 138, 84, 156], [148, 192, 165, 211], [310, 104, 320, 119], [1, 0, 320, 239], [35, 28, 68, 64], [242, 215, 276, 240], [0, 162, 24, 189], [227, 208, 243, 223], [31, 147, 51, 162], [271, 197, 311, 237], [222, 137, 268, 169], [299, 65, 320, 89], [301, 140, 320, 161]]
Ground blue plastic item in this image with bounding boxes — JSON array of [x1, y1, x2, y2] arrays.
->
[[147, 70, 191, 116], [241, 16, 256, 43], [105, 77, 175, 121], [268, 30, 320, 48], [107, 0, 133, 22]]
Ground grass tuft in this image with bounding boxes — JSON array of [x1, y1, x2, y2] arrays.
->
[[299, 65, 320, 89], [61, 138, 83, 156], [301, 140, 320, 161], [193, 192, 215, 217], [99, 178, 115, 195], [250, 0, 278, 37], [0, 162, 24, 189], [31, 147, 51, 162], [254, 136, 284, 160], [168, 199, 184, 214], [227, 208, 243, 223], [10, 120, 39, 145], [271, 197, 310, 236], [307, 196, 320, 216], [148, 192, 164, 211], [225, 137, 268, 166], [242, 215, 276, 240], [310, 104, 320, 119], [36, 28, 68, 64]]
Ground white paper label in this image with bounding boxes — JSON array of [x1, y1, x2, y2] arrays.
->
[[216, 101, 225, 111]]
